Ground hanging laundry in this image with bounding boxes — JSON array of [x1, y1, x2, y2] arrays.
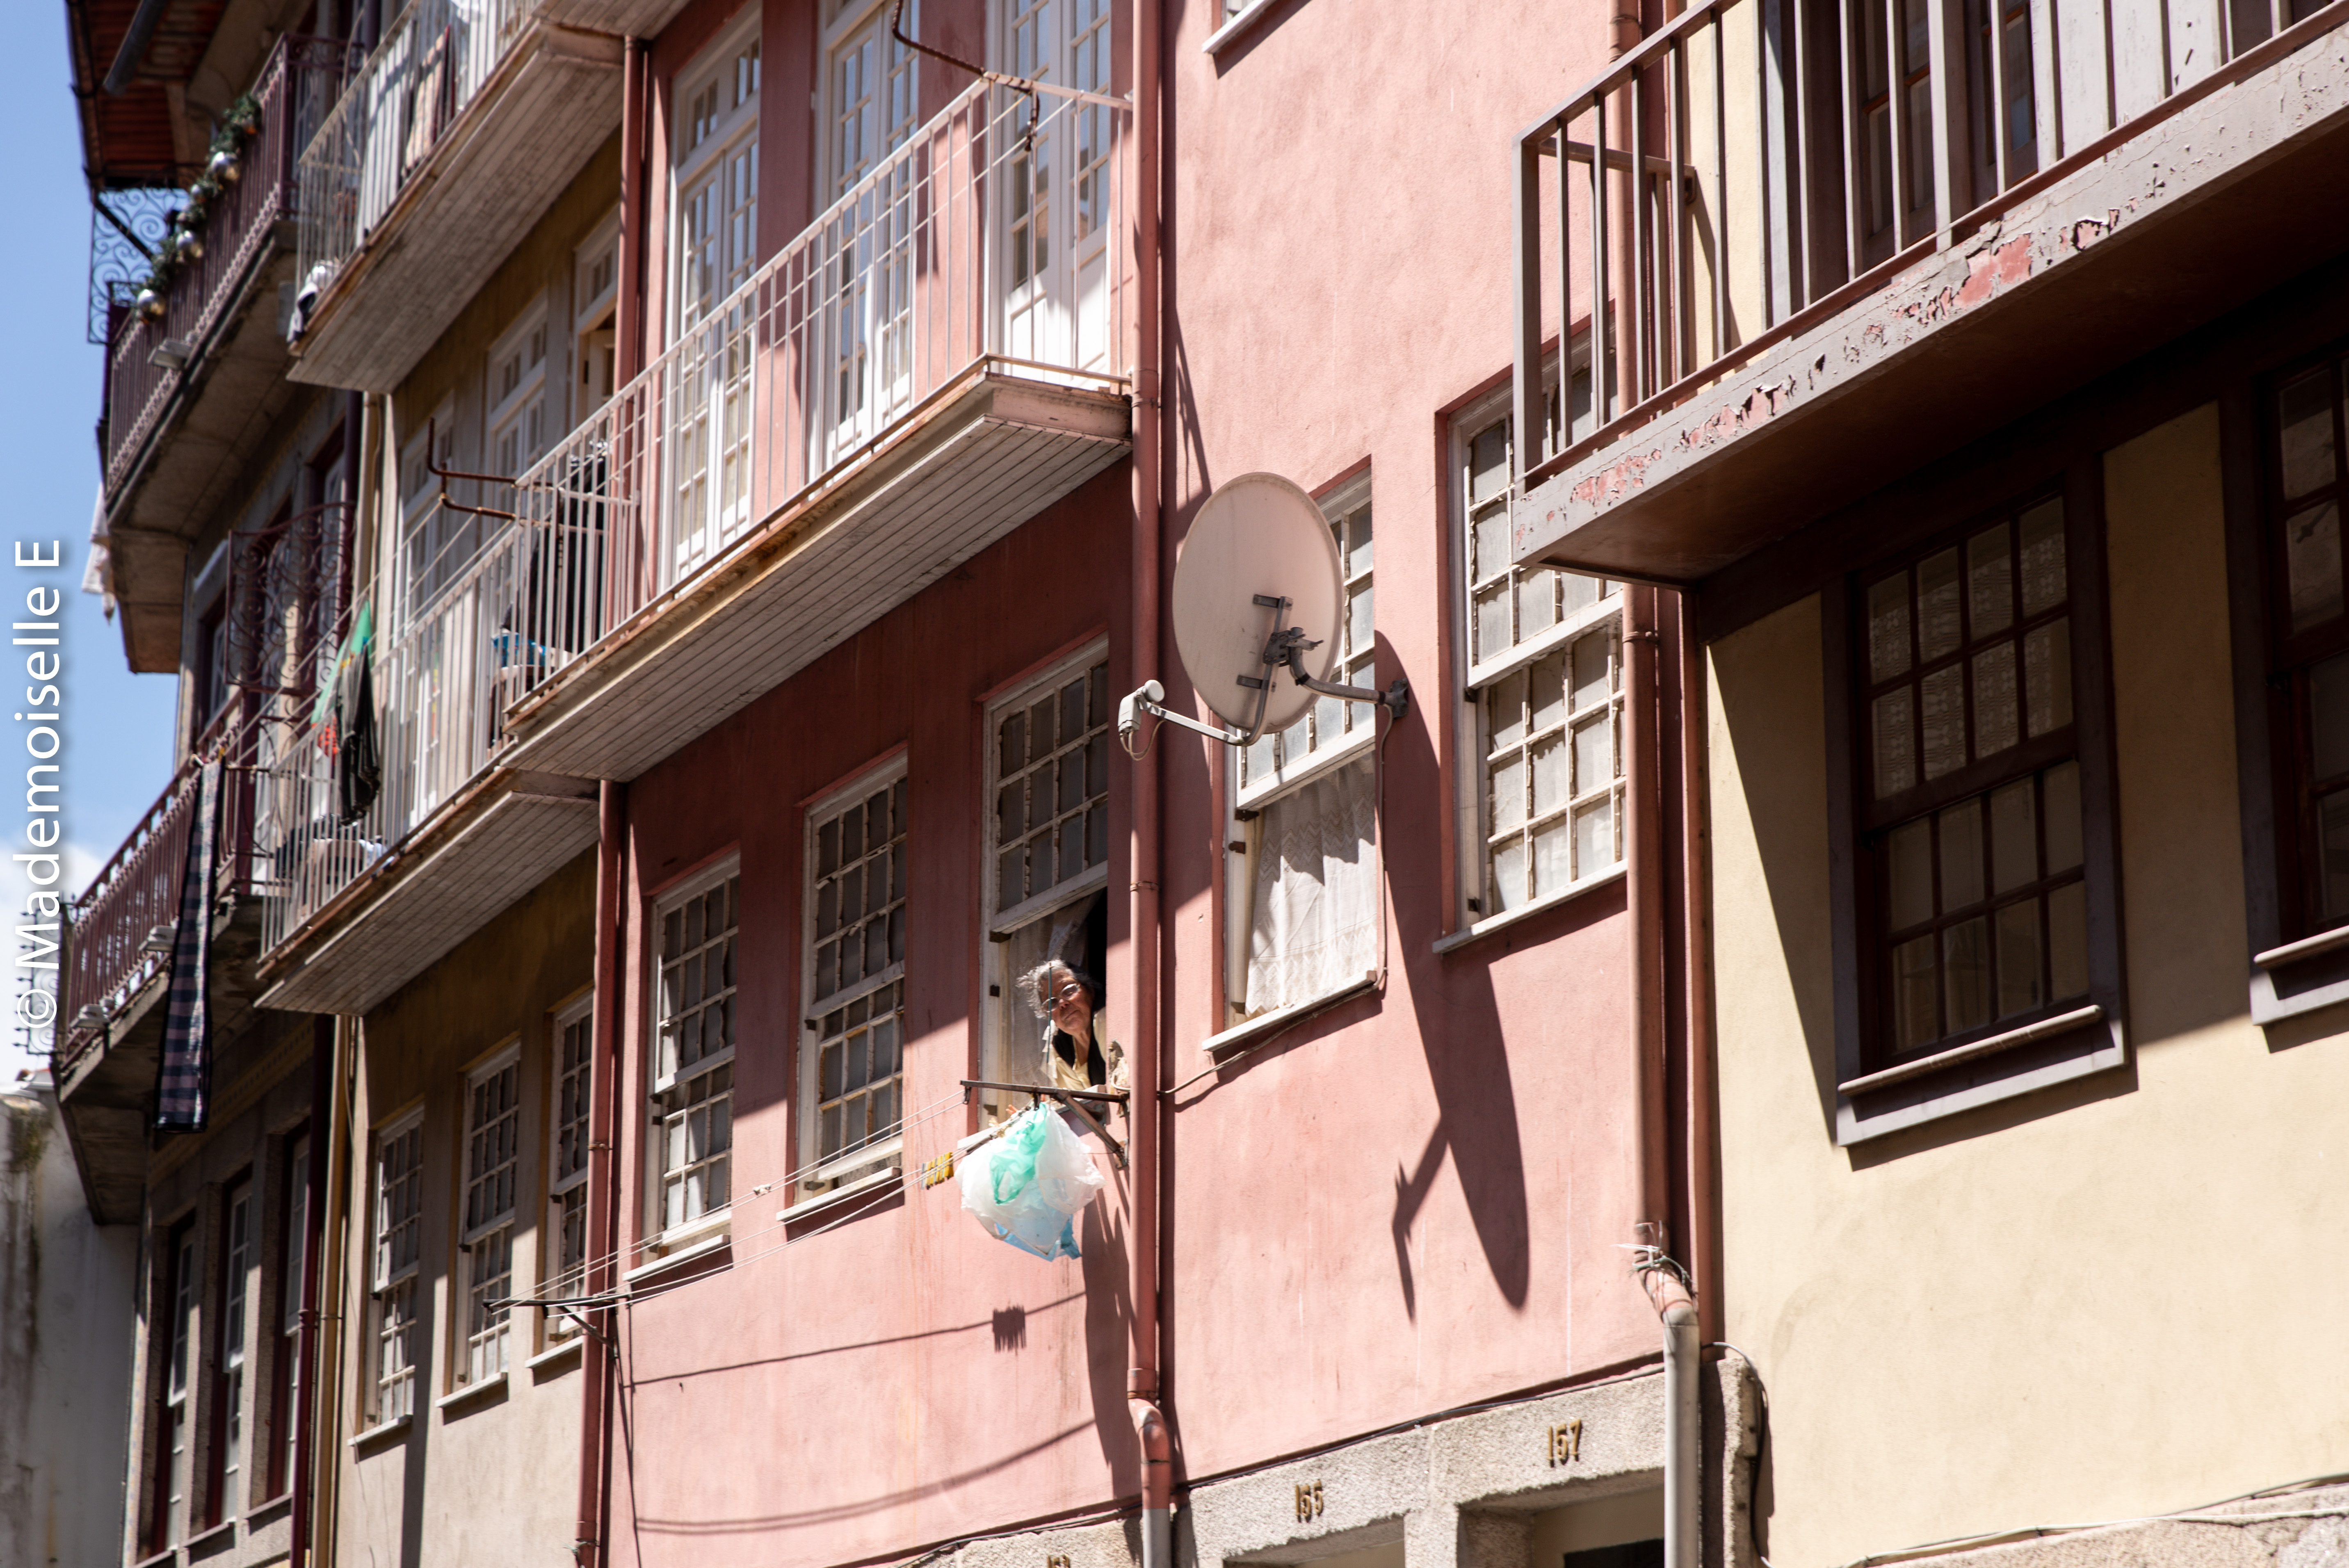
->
[[336, 638, 381, 825], [153, 759, 221, 1132]]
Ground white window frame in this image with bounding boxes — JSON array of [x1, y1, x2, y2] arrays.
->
[[978, 643, 1112, 1116], [485, 300, 551, 488], [800, 760, 909, 1185], [816, 0, 921, 456], [648, 859, 740, 1248], [572, 210, 623, 431], [546, 995, 594, 1340], [278, 1132, 308, 1495], [455, 1044, 520, 1388], [394, 399, 461, 630], [366, 1109, 424, 1426], [160, 1218, 197, 1547], [1217, 477, 1383, 1041], [219, 1178, 253, 1511], [667, 12, 763, 568], [1448, 372, 1627, 938]]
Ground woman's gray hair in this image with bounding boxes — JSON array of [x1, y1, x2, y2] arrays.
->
[[1018, 959, 1098, 1020]]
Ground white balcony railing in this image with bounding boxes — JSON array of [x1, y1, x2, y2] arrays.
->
[[259, 76, 1129, 960], [295, 0, 541, 298]]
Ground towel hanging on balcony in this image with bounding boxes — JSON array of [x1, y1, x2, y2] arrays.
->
[[335, 639, 381, 825], [153, 759, 221, 1133]]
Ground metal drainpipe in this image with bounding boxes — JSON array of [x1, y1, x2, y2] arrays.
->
[[1125, 0, 1170, 1558], [290, 1016, 331, 1568], [1663, 1298, 1699, 1568], [616, 38, 650, 386], [577, 781, 627, 1568]]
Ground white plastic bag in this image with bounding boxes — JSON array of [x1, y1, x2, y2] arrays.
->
[[959, 1103, 1107, 1260]]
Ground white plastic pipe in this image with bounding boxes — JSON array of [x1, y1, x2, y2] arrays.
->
[[1663, 1300, 1700, 1568]]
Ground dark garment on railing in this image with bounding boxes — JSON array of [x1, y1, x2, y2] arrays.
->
[[336, 646, 381, 825], [153, 760, 221, 1133]]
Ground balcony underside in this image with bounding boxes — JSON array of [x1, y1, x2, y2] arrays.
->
[[110, 239, 306, 674], [542, 0, 695, 35], [255, 778, 599, 1016], [499, 366, 1132, 783], [1514, 22, 2349, 588], [287, 24, 622, 393], [56, 902, 265, 1223]]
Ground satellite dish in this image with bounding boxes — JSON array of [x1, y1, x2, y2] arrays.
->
[[1172, 472, 1342, 733]]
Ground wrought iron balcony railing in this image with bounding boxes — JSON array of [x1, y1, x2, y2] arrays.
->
[[97, 36, 354, 502], [57, 503, 352, 1069], [258, 75, 1130, 962]]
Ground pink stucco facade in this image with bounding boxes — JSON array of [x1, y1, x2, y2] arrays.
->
[[596, 2, 1665, 1564]]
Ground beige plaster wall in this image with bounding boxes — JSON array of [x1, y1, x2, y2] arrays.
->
[[332, 849, 596, 1568], [1708, 402, 2349, 1568]]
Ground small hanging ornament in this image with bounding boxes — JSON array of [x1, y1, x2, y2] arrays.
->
[[173, 226, 204, 262], [207, 148, 241, 186], [136, 287, 166, 322]]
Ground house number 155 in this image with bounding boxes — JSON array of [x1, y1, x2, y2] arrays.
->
[[1294, 1481, 1325, 1521]]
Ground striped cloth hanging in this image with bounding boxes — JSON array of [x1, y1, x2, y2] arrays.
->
[[153, 758, 221, 1132]]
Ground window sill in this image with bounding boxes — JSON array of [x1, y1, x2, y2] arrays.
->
[[435, 1373, 507, 1415], [1203, 0, 1282, 54], [622, 1227, 730, 1287], [1432, 864, 1628, 955], [527, 1336, 584, 1373], [347, 1414, 411, 1449], [806, 1135, 904, 1193], [246, 1493, 293, 1528], [134, 1549, 179, 1568], [185, 1518, 238, 1552], [1837, 1004, 2105, 1095], [781, 1164, 900, 1224], [1201, 970, 1378, 1055], [2249, 926, 2349, 1025]]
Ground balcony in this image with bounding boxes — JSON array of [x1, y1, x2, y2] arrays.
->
[[96, 36, 354, 674], [286, 0, 627, 393], [55, 504, 349, 1221], [256, 77, 1130, 1014], [1507, 0, 2349, 585]]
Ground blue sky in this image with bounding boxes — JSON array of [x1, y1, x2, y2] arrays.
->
[[5, 4, 185, 1077]]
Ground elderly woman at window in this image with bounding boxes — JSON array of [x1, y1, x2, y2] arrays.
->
[[1020, 958, 1128, 1092]]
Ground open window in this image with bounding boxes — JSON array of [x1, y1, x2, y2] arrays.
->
[[980, 645, 1112, 1115]]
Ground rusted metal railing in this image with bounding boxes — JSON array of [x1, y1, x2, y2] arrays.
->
[[57, 769, 197, 1072], [100, 36, 355, 501], [1510, 0, 2349, 488]]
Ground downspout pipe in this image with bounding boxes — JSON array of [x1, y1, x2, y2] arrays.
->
[[578, 780, 627, 1568], [291, 1016, 332, 1568], [1125, 0, 1169, 1561], [1663, 1299, 1700, 1568]]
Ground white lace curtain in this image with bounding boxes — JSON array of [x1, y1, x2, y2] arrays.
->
[[1244, 755, 1379, 1016]]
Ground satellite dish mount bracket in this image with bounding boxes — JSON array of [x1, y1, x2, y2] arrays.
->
[[1118, 592, 1411, 754]]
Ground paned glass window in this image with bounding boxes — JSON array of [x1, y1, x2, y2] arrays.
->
[[458, 1056, 518, 1384], [995, 662, 1111, 920], [654, 870, 738, 1229], [548, 1003, 593, 1333], [275, 1133, 308, 1497], [369, 1116, 422, 1424], [1459, 405, 1621, 917], [806, 774, 907, 1168], [159, 1222, 196, 1549], [1858, 495, 2084, 1061], [217, 1182, 252, 1512], [1240, 498, 1374, 801], [2267, 351, 2349, 931]]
